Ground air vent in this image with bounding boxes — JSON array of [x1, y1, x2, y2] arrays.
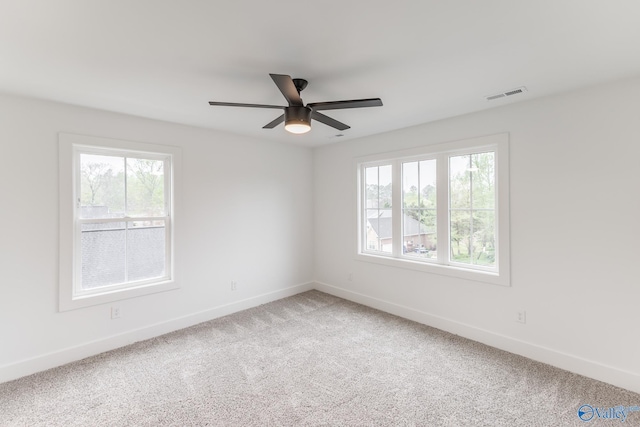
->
[[486, 86, 527, 101]]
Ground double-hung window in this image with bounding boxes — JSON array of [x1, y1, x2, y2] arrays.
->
[[59, 133, 180, 310], [357, 133, 510, 286]]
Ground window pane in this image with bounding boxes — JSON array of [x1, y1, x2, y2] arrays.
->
[[365, 167, 379, 208], [473, 211, 496, 267], [378, 165, 392, 208], [402, 159, 437, 259], [403, 209, 436, 259], [127, 220, 166, 281], [80, 154, 125, 219], [420, 209, 437, 259], [449, 155, 471, 209], [450, 210, 471, 264], [364, 164, 392, 208], [364, 164, 393, 254], [126, 158, 165, 217], [403, 209, 420, 254], [81, 222, 126, 289], [402, 161, 418, 209], [419, 160, 437, 209], [366, 209, 379, 250], [471, 152, 495, 210], [366, 208, 392, 253], [450, 151, 496, 267]]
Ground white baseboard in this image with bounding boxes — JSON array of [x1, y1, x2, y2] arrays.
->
[[313, 281, 640, 395], [0, 282, 314, 384]]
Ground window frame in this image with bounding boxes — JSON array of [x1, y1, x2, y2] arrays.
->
[[356, 133, 510, 286], [59, 133, 181, 311]]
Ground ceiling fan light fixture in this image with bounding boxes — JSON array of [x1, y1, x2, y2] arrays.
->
[[285, 123, 311, 134], [284, 106, 312, 134]]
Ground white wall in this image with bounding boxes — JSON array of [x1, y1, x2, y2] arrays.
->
[[0, 94, 314, 382], [313, 75, 640, 393]]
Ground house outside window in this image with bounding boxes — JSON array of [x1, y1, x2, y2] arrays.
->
[[356, 133, 510, 286], [59, 133, 181, 311]]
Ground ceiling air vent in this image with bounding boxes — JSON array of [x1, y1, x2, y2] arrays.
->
[[486, 86, 527, 101]]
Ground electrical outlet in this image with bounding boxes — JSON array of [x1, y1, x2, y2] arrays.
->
[[516, 310, 526, 324], [231, 280, 237, 291], [111, 306, 121, 319]]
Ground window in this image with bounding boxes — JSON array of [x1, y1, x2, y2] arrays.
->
[[357, 134, 510, 286], [59, 133, 180, 311]]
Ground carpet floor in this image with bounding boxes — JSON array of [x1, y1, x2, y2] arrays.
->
[[1, 290, 638, 426]]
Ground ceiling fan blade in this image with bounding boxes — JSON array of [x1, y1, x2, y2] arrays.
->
[[270, 74, 303, 107], [263, 114, 285, 129], [209, 101, 284, 109], [307, 98, 383, 111], [311, 111, 350, 131]]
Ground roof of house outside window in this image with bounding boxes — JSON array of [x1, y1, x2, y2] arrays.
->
[[367, 213, 433, 239]]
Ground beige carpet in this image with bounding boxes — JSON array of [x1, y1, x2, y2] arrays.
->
[[1, 290, 638, 426]]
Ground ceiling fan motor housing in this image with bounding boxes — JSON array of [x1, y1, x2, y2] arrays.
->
[[284, 106, 312, 127]]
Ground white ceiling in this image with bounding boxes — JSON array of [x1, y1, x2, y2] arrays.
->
[[2, 1, 640, 147]]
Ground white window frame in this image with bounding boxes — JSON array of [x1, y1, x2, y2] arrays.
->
[[356, 133, 510, 286], [59, 133, 181, 311]]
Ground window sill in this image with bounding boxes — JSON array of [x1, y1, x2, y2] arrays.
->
[[355, 252, 510, 287], [59, 279, 179, 312]]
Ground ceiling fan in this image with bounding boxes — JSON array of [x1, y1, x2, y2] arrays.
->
[[209, 73, 383, 134]]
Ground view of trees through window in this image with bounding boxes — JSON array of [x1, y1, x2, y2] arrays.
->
[[361, 150, 497, 269], [449, 152, 495, 267], [80, 154, 165, 219], [402, 159, 437, 259], [78, 152, 168, 290]]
